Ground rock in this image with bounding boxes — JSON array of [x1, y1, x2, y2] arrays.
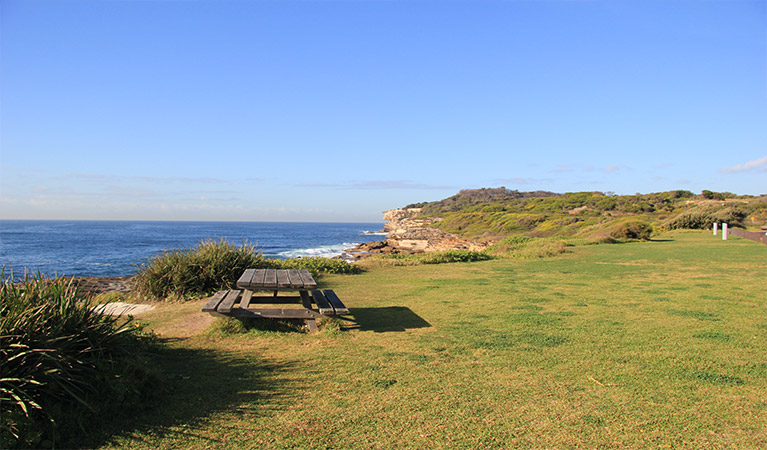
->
[[347, 208, 490, 256]]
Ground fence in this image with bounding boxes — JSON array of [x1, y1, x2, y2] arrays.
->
[[727, 227, 767, 245]]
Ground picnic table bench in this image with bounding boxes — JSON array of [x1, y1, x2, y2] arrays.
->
[[202, 268, 349, 331]]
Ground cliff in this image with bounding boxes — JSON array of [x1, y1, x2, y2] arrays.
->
[[348, 208, 488, 256]]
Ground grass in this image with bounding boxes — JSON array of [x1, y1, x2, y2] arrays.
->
[[1, 274, 158, 449], [81, 231, 765, 449]]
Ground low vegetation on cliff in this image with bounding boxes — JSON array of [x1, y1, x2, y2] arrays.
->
[[405, 188, 766, 242]]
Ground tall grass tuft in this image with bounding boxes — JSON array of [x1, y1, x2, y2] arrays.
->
[[0, 272, 157, 449], [133, 238, 271, 299], [133, 239, 363, 300]]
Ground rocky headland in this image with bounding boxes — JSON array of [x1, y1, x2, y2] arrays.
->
[[344, 208, 488, 259]]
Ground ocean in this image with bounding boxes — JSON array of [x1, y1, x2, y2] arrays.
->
[[0, 220, 386, 278]]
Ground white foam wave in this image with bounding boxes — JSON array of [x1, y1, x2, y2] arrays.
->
[[361, 231, 387, 236], [275, 242, 358, 259]]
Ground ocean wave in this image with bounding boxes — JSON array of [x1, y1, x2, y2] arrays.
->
[[361, 231, 387, 236], [275, 242, 358, 259]]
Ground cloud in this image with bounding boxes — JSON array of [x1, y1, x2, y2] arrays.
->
[[720, 156, 767, 173], [296, 180, 454, 190], [494, 177, 554, 185], [551, 165, 574, 173], [64, 172, 227, 184], [604, 166, 619, 173]]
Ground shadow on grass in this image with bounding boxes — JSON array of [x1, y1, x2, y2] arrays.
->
[[345, 306, 431, 332], [70, 339, 296, 449]]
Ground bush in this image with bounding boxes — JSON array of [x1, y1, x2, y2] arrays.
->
[[373, 249, 492, 267], [134, 239, 363, 300], [513, 239, 568, 258], [1, 273, 157, 449], [277, 257, 361, 274], [664, 205, 747, 230], [486, 236, 532, 255], [607, 221, 653, 240], [133, 238, 272, 299], [417, 250, 492, 264]]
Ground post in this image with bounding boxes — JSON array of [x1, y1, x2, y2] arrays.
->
[[722, 223, 728, 240], [713, 222, 718, 236]]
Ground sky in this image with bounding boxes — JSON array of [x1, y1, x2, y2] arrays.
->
[[1, 0, 765, 222]]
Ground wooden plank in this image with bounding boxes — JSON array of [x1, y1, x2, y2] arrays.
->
[[264, 269, 278, 289], [236, 269, 256, 289], [232, 307, 320, 319], [245, 295, 303, 304], [217, 290, 241, 314], [251, 269, 267, 288], [299, 290, 311, 308], [323, 290, 349, 315], [276, 269, 291, 288], [239, 290, 253, 309], [310, 290, 334, 315], [297, 269, 317, 289], [201, 290, 228, 313]]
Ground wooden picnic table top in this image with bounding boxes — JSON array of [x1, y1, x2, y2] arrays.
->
[[236, 268, 317, 290]]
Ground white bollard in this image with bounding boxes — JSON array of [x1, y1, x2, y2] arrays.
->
[[722, 223, 728, 240], [713, 222, 718, 236]]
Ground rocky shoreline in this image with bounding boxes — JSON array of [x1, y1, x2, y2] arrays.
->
[[75, 276, 134, 294], [341, 208, 489, 259]]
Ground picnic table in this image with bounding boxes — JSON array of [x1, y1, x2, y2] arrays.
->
[[202, 268, 348, 331]]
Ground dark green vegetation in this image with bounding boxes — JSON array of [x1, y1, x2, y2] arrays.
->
[[0, 274, 157, 449], [84, 231, 764, 449], [133, 238, 360, 299], [409, 188, 767, 241]]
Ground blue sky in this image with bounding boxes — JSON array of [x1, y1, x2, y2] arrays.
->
[[1, 0, 765, 222]]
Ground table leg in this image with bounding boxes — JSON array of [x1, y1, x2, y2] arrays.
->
[[299, 290, 318, 331]]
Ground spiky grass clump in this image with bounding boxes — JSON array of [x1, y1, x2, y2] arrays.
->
[[0, 273, 157, 449], [134, 239, 363, 300], [133, 238, 272, 299]]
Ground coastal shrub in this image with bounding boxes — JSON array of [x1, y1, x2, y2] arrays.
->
[[277, 257, 362, 275], [486, 236, 533, 255], [664, 205, 747, 230], [134, 239, 362, 299], [486, 236, 568, 259], [0, 273, 157, 449], [133, 238, 271, 299], [607, 221, 653, 240], [513, 239, 568, 258], [417, 250, 492, 264], [373, 250, 492, 266]]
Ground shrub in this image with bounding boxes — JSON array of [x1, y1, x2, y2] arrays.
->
[[134, 239, 363, 300], [133, 238, 272, 299], [417, 250, 492, 264], [486, 236, 532, 255], [607, 221, 653, 240], [664, 205, 747, 230], [277, 257, 362, 274], [1, 273, 157, 449], [372, 249, 492, 267], [514, 239, 568, 258]]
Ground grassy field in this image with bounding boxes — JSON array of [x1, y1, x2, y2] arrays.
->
[[83, 231, 765, 449]]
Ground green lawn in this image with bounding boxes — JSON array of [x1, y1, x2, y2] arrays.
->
[[86, 231, 766, 449]]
